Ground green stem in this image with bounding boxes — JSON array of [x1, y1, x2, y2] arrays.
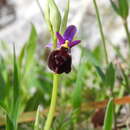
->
[[93, 0, 109, 64], [52, 35, 57, 49], [44, 74, 59, 130], [123, 19, 130, 48], [44, 19, 59, 129]]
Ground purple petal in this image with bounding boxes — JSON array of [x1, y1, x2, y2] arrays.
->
[[45, 43, 53, 48], [63, 25, 77, 41], [68, 40, 81, 48], [56, 32, 65, 45]]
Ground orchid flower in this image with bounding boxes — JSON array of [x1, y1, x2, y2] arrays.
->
[[48, 25, 81, 74], [47, 25, 81, 49]]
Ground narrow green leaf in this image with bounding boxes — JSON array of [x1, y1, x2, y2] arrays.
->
[[25, 25, 37, 73], [12, 44, 20, 129], [49, 0, 61, 32], [71, 47, 85, 108], [103, 98, 115, 130], [39, 0, 53, 33], [95, 66, 105, 81], [13, 45, 19, 103], [44, 0, 50, 25], [0, 101, 7, 111], [5, 70, 13, 112], [0, 71, 6, 101], [18, 43, 26, 68], [105, 63, 115, 88], [60, 0, 70, 34], [118, 0, 129, 19], [110, 0, 121, 16], [71, 60, 85, 108], [34, 106, 40, 130], [6, 115, 15, 130]]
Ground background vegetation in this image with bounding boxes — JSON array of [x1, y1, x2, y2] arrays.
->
[[0, 0, 130, 130]]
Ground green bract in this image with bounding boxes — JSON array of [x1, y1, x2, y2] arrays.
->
[[43, 0, 70, 37], [60, 0, 70, 34], [49, 0, 61, 33], [44, 0, 53, 32], [110, 0, 129, 19]]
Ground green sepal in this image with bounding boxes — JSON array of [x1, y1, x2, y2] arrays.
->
[[49, 0, 61, 33], [60, 0, 70, 34], [44, 0, 53, 33]]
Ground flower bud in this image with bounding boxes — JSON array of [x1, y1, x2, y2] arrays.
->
[[49, 0, 61, 33]]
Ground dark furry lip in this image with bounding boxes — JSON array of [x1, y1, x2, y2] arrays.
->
[[48, 47, 72, 74]]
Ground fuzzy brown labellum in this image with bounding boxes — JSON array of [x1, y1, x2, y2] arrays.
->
[[48, 47, 72, 74]]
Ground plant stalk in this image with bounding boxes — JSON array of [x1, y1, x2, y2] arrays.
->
[[123, 19, 130, 48], [93, 0, 109, 64], [44, 74, 59, 130]]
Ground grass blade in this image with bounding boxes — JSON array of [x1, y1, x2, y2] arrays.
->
[[34, 106, 41, 130], [0, 71, 6, 101], [13, 45, 19, 103], [71, 48, 86, 108], [11, 45, 20, 129], [24, 25, 37, 73], [103, 98, 115, 130], [118, 0, 129, 19], [105, 63, 115, 88], [95, 66, 105, 81]]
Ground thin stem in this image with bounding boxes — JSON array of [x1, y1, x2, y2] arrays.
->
[[44, 14, 59, 129], [123, 19, 130, 48], [93, 0, 109, 64], [44, 74, 59, 130], [52, 35, 57, 49]]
